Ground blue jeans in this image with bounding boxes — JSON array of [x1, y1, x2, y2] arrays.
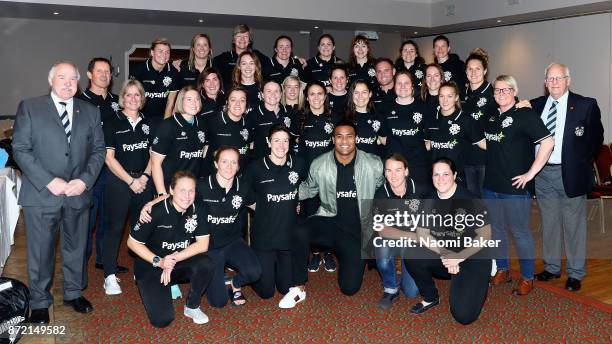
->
[[375, 244, 419, 297], [86, 168, 107, 265], [483, 189, 535, 279]]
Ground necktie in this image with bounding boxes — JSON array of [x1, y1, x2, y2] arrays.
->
[[545, 100, 558, 136], [59, 101, 71, 143]]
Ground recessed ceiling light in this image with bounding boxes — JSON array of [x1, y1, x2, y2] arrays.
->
[[52, 11, 60, 15], [198, 18, 204, 23], [496, 19, 502, 23], [314, 26, 319, 29], [413, 31, 418, 34]]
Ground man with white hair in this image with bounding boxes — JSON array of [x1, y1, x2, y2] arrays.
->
[[530, 63, 604, 291], [12, 60, 106, 323]]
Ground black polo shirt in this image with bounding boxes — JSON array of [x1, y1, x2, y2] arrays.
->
[[177, 59, 211, 88], [76, 89, 119, 127], [204, 111, 251, 171], [303, 55, 342, 87], [212, 49, 269, 92], [103, 111, 151, 173], [243, 155, 306, 250], [263, 56, 303, 84], [372, 88, 396, 115], [438, 54, 468, 97], [348, 61, 378, 88], [463, 82, 496, 166], [240, 83, 262, 113], [298, 113, 334, 167], [484, 106, 551, 195], [130, 199, 209, 279], [246, 104, 299, 159], [423, 94, 440, 113], [199, 90, 226, 118], [334, 155, 360, 236], [373, 177, 432, 230], [151, 113, 207, 184], [426, 109, 484, 175], [196, 174, 249, 249], [129, 59, 180, 124], [355, 111, 383, 156], [379, 100, 430, 169], [394, 61, 426, 96], [328, 93, 348, 119]]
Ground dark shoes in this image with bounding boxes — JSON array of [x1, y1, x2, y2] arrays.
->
[[323, 252, 337, 272], [29, 308, 50, 324], [512, 278, 534, 296], [307, 253, 322, 272], [63, 296, 94, 313], [377, 292, 400, 310], [535, 270, 561, 281], [95, 263, 129, 274], [565, 277, 582, 291], [410, 299, 439, 314]]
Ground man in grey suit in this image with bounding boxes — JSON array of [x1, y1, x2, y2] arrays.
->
[[12, 61, 106, 323]]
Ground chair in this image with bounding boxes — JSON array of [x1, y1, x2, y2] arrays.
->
[[589, 144, 612, 232]]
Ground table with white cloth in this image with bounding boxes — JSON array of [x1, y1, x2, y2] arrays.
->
[[0, 167, 21, 268]]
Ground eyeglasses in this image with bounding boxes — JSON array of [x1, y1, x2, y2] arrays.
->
[[545, 76, 568, 83], [493, 88, 514, 95]]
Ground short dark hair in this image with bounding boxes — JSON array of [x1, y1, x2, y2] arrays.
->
[[432, 157, 456, 174], [433, 35, 449, 47], [333, 120, 357, 135], [213, 145, 240, 165], [274, 35, 293, 50], [268, 123, 291, 140], [374, 57, 394, 70], [385, 153, 409, 169], [86, 57, 112, 89], [170, 170, 196, 190], [197, 67, 223, 99]]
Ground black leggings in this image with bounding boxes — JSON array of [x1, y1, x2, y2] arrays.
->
[[206, 239, 262, 308], [102, 173, 151, 277], [252, 249, 293, 298], [403, 247, 491, 325], [292, 216, 366, 296], [136, 253, 214, 328]]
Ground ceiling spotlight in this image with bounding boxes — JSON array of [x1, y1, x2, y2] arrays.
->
[[413, 31, 418, 34], [314, 26, 319, 29], [52, 11, 60, 15], [198, 18, 204, 23], [496, 19, 502, 23]]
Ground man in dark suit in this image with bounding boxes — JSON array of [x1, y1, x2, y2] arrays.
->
[[531, 63, 604, 291], [12, 61, 106, 323]]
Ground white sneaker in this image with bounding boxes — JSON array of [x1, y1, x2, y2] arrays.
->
[[278, 287, 306, 309], [103, 274, 122, 295], [184, 306, 209, 324]]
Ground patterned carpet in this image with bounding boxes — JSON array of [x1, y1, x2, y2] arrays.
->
[[55, 255, 612, 343]]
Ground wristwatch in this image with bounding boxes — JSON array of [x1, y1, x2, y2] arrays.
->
[[152, 255, 161, 268], [157, 193, 167, 198]]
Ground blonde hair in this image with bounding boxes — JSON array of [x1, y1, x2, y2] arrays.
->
[[281, 75, 304, 109], [174, 86, 201, 114], [494, 75, 519, 95], [118, 79, 146, 109]]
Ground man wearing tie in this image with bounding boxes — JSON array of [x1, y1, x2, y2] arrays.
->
[[12, 61, 106, 323], [531, 63, 604, 291]]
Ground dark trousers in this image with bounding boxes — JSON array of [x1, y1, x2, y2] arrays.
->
[[86, 167, 107, 265], [102, 173, 152, 277], [23, 205, 89, 309], [136, 254, 214, 328], [404, 247, 491, 325], [464, 165, 485, 198], [252, 249, 293, 298], [206, 239, 262, 307], [293, 216, 366, 296]]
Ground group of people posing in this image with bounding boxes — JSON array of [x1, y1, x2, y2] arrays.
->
[[13, 23, 604, 328]]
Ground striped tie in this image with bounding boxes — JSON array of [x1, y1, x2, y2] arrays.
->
[[545, 100, 558, 136], [59, 101, 71, 143]]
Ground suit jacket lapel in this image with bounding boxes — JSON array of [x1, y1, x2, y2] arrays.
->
[[562, 92, 576, 154], [46, 94, 65, 130]]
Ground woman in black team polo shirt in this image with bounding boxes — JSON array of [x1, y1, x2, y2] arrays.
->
[[281, 75, 304, 112], [303, 34, 343, 87], [378, 71, 431, 183], [403, 158, 492, 324], [345, 80, 383, 157], [128, 171, 214, 328], [203, 87, 251, 174], [328, 65, 349, 120], [102, 79, 153, 295], [425, 81, 485, 185], [263, 35, 304, 84], [462, 49, 496, 197], [176, 34, 213, 88], [421, 63, 444, 112], [394, 40, 426, 96], [347, 35, 377, 88], [243, 125, 306, 299], [232, 51, 263, 112], [197, 67, 225, 118], [151, 86, 207, 195]]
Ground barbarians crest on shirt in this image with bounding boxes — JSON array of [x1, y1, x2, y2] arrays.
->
[[184, 214, 198, 233], [290, 68, 299, 76], [288, 171, 299, 185], [153, 136, 159, 145], [414, 70, 424, 79], [240, 128, 249, 141], [477, 97, 487, 108], [443, 71, 452, 81], [197, 131, 206, 143], [133, 223, 141, 232], [501, 117, 514, 128], [449, 123, 461, 135], [162, 76, 172, 87], [324, 122, 333, 134], [575, 126, 584, 136], [372, 120, 381, 132], [284, 116, 291, 128], [368, 68, 376, 77], [111, 102, 120, 112], [231, 195, 243, 209], [408, 199, 420, 212], [142, 124, 150, 135], [413, 112, 423, 124]]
